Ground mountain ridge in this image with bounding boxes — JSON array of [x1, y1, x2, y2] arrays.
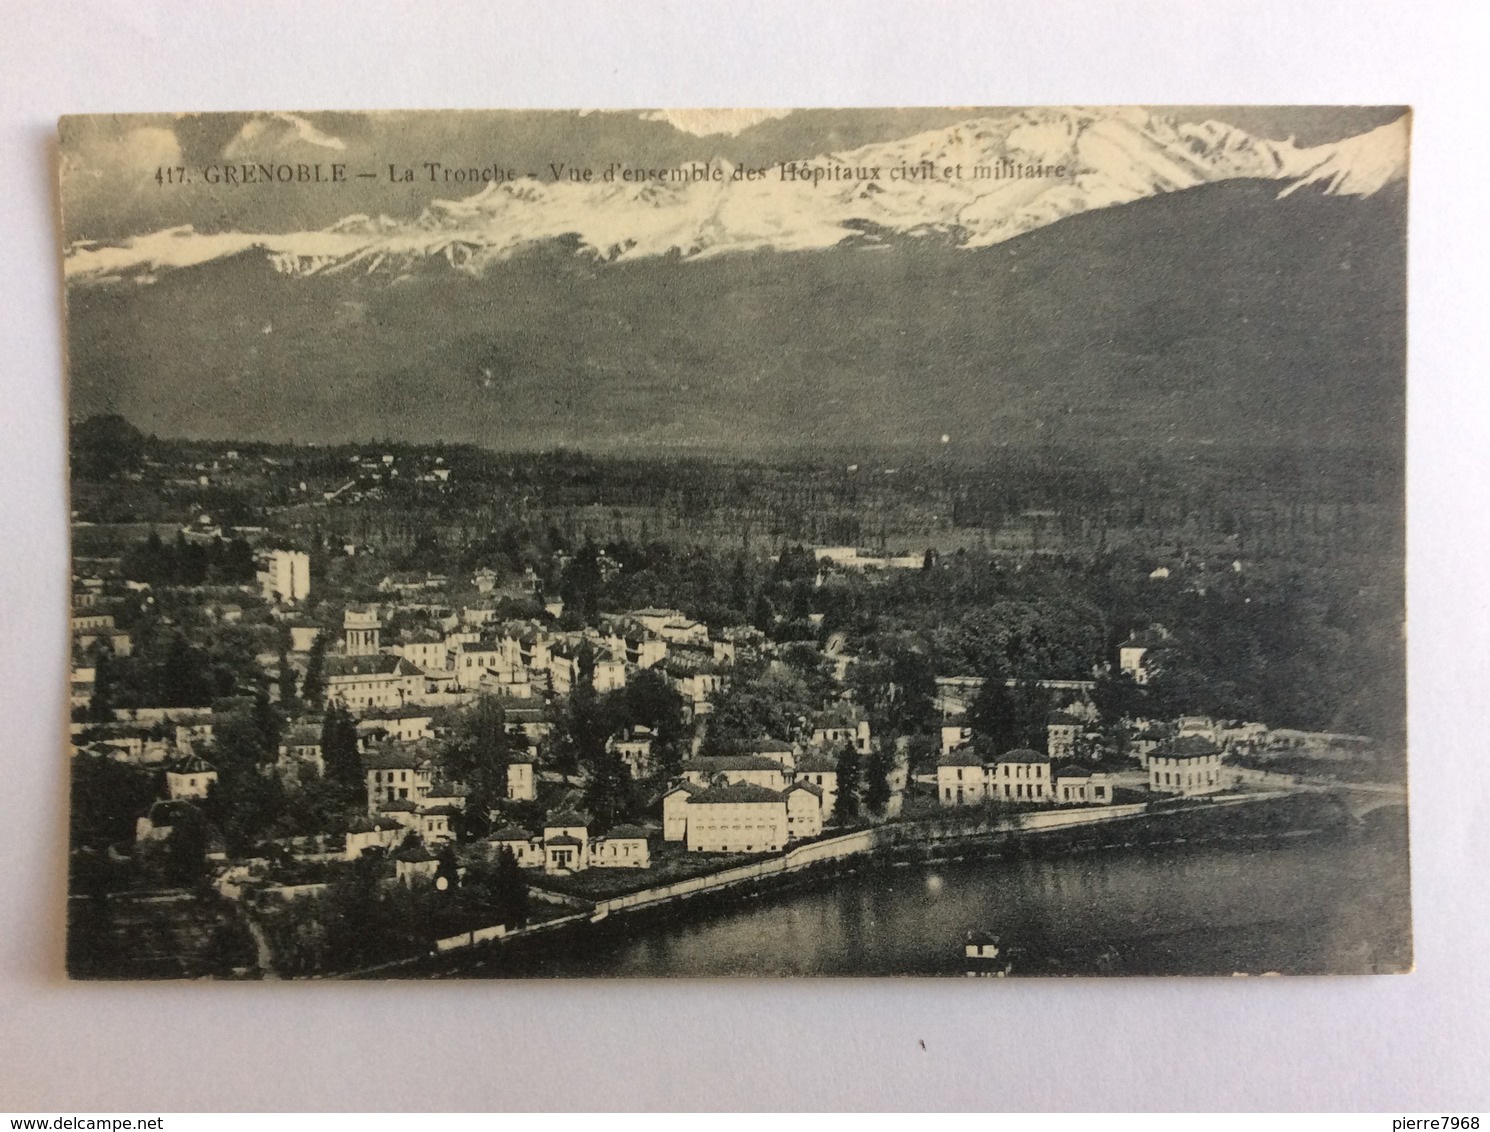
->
[[63, 108, 1408, 285], [66, 178, 1406, 456]]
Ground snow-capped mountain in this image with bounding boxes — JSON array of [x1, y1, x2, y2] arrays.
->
[[63, 107, 1408, 284]]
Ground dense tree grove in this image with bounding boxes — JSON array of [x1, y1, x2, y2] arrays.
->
[[832, 744, 862, 824], [121, 530, 257, 588], [66, 424, 1405, 979]]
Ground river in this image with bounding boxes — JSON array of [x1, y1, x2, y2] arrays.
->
[[434, 807, 1411, 978]]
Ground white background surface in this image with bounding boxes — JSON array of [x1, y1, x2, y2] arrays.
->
[[2, 0, 1487, 1112]]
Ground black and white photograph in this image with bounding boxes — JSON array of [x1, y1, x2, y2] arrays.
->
[[58, 105, 1411, 981]]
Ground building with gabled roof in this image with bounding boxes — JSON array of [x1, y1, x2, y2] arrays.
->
[[1118, 629, 1169, 685], [1047, 710, 1083, 760], [808, 709, 871, 755], [589, 825, 651, 868], [794, 750, 839, 816], [488, 825, 542, 868], [325, 653, 422, 711], [936, 747, 986, 806], [1053, 763, 1115, 805], [785, 781, 824, 839], [683, 781, 789, 853], [680, 755, 790, 792], [1148, 735, 1224, 796], [989, 749, 1052, 803], [164, 753, 217, 799], [742, 736, 798, 768], [344, 816, 406, 860], [363, 745, 435, 814], [661, 781, 704, 841], [392, 843, 439, 882]]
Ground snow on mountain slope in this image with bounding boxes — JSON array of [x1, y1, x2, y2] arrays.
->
[[63, 107, 1408, 283]]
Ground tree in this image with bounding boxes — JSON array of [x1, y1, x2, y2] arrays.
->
[[751, 592, 774, 634], [320, 702, 362, 792], [442, 695, 512, 825], [212, 693, 282, 769], [968, 671, 1051, 758], [301, 633, 327, 706], [619, 668, 688, 776], [72, 414, 145, 481], [583, 752, 633, 832], [160, 632, 212, 707], [702, 663, 814, 754], [863, 745, 894, 816], [163, 805, 209, 886], [202, 766, 285, 858], [494, 846, 530, 929], [887, 649, 937, 735], [576, 638, 596, 688], [277, 650, 299, 716], [832, 742, 861, 823], [778, 642, 834, 706], [70, 753, 157, 849], [87, 649, 115, 723]]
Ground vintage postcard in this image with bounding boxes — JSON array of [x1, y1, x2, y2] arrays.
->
[[59, 107, 1409, 979]]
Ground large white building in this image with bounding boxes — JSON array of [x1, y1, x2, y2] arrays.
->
[[258, 550, 310, 603], [343, 608, 381, 656], [936, 749, 986, 806], [1053, 764, 1116, 805], [487, 818, 652, 872], [988, 750, 1053, 803], [1148, 736, 1225, 796], [684, 782, 790, 853], [326, 654, 422, 710], [680, 755, 790, 792], [936, 748, 1056, 806]]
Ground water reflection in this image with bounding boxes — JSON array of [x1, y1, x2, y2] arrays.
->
[[458, 812, 1409, 979]]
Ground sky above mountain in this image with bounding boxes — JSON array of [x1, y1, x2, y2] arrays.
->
[[59, 106, 1406, 252], [59, 107, 1408, 457]]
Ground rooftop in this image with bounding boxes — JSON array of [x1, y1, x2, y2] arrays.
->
[[795, 751, 838, 773], [938, 749, 983, 768], [165, 753, 216, 775], [326, 654, 418, 678], [811, 708, 863, 730], [362, 747, 431, 771], [347, 816, 404, 834], [489, 826, 533, 842], [681, 755, 786, 774], [1157, 736, 1222, 759], [361, 705, 437, 721], [747, 738, 796, 754], [602, 824, 650, 840], [993, 749, 1049, 765], [686, 782, 785, 805]]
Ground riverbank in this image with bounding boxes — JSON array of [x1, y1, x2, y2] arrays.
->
[[340, 788, 1354, 980], [443, 794, 1407, 979]]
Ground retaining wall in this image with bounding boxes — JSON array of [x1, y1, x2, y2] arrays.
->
[[432, 800, 1177, 954]]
